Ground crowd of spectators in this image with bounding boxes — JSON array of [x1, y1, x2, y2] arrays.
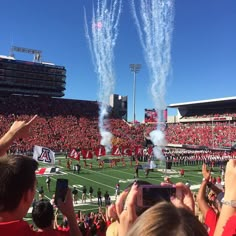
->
[[32, 198, 110, 236], [1, 115, 236, 236], [0, 95, 149, 153], [1, 95, 236, 154], [166, 121, 236, 147], [181, 110, 236, 119]]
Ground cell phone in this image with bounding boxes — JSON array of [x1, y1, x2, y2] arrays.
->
[[137, 185, 176, 208], [55, 178, 68, 205]]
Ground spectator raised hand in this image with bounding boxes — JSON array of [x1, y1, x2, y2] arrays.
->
[[214, 159, 236, 236], [9, 115, 37, 138], [107, 182, 138, 236], [170, 182, 195, 213], [0, 115, 37, 157], [107, 181, 207, 236], [57, 189, 82, 236], [202, 163, 211, 181]]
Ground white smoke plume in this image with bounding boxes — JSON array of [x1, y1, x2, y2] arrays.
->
[[131, 0, 175, 159], [84, 0, 122, 152]]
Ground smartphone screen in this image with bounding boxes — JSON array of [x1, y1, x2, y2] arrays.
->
[[138, 185, 176, 207], [55, 178, 68, 205]]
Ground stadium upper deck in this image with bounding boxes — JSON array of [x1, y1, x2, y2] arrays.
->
[[166, 97, 236, 149], [0, 55, 66, 97], [168, 97, 236, 122]]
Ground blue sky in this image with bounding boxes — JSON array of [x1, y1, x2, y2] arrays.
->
[[0, 0, 236, 122]]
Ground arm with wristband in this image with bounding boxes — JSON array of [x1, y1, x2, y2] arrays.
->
[[214, 159, 236, 236]]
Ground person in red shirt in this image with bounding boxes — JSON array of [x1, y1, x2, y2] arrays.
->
[[221, 215, 236, 236], [0, 117, 82, 236], [32, 199, 71, 235], [0, 155, 82, 236], [211, 176, 216, 185], [216, 175, 221, 184], [197, 164, 223, 236], [180, 168, 185, 177]]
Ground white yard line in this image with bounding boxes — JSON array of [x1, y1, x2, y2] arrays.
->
[[67, 171, 115, 190]]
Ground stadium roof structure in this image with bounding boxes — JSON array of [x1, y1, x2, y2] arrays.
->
[[168, 96, 236, 117], [168, 96, 236, 108]]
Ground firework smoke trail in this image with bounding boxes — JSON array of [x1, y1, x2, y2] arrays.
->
[[84, 0, 122, 152], [131, 0, 174, 159]]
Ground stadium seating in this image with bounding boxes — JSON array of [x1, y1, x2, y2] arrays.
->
[[166, 121, 236, 147], [1, 95, 236, 153]]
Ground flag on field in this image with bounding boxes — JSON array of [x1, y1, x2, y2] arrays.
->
[[121, 146, 132, 156], [94, 146, 106, 157], [33, 145, 55, 165], [148, 146, 153, 155], [135, 146, 143, 157], [81, 149, 93, 159], [69, 149, 80, 161], [112, 146, 121, 156]]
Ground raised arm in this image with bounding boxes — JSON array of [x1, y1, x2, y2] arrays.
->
[[171, 182, 195, 214], [57, 189, 82, 236], [214, 159, 236, 236], [0, 115, 37, 157], [107, 182, 138, 236], [197, 163, 211, 217]]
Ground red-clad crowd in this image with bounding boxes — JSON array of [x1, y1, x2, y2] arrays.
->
[[1, 115, 236, 236], [1, 95, 236, 155], [166, 121, 236, 147], [0, 95, 148, 153]]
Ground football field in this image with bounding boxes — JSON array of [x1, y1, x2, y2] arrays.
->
[[25, 156, 222, 222]]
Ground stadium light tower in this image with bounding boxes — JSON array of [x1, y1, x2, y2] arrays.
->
[[130, 64, 141, 123]]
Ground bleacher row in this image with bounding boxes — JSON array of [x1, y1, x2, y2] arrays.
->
[[0, 95, 236, 153]]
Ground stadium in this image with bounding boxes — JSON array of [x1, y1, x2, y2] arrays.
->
[[0, 47, 235, 227]]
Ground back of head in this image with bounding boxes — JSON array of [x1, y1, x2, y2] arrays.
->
[[0, 155, 38, 212], [78, 222, 86, 235], [106, 221, 119, 236], [127, 201, 208, 236], [32, 200, 54, 229]]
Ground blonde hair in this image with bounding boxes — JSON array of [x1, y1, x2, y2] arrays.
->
[[127, 201, 208, 236], [106, 221, 119, 236]]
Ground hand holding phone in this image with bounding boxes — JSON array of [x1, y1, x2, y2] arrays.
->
[[55, 178, 68, 205], [137, 185, 176, 208], [171, 182, 195, 213]]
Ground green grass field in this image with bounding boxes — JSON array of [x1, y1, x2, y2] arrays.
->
[[25, 156, 223, 223]]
